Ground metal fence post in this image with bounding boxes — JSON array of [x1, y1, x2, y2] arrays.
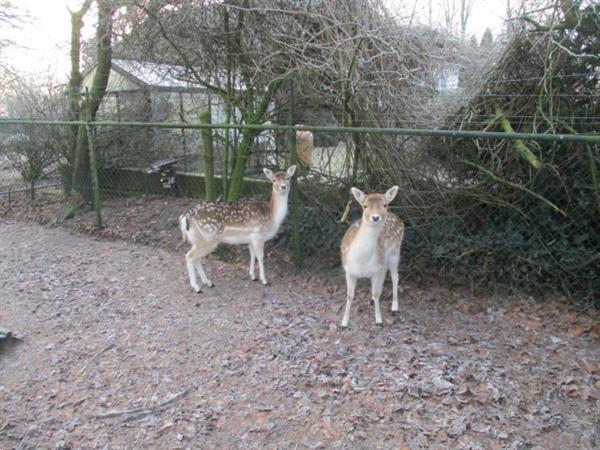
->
[[287, 80, 301, 269], [85, 88, 103, 229]]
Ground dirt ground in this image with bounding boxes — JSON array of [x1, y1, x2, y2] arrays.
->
[[1, 197, 600, 449]]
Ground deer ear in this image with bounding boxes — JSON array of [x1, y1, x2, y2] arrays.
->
[[351, 187, 365, 205], [263, 168, 275, 181], [384, 186, 399, 203], [286, 165, 297, 178]]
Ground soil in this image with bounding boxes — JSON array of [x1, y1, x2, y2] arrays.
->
[[1, 193, 599, 449]]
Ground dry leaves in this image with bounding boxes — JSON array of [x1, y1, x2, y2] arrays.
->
[[1, 211, 599, 449]]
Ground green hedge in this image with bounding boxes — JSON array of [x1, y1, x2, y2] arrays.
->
[[98, 167, 271, 198]]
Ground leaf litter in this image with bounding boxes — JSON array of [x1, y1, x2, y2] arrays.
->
[[0, 202, 599, 448]]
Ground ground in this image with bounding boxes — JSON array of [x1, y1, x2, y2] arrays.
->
[[0, 197, 599, 449]]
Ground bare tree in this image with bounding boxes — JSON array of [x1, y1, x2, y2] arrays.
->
[[65, 0, 93, 194], [2, 79, 68, 198], [123, 0, 306, 200], [441, 0, 476, 38], [69, 0, 114, 214], [0, 0, 25, 95], [108, 0, 501, 201], [459, 0, 476, 38]]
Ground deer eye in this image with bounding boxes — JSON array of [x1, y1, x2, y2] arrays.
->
[[383, 203, 388, 208]]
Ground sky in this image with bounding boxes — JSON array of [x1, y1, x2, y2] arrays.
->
[[1, 0, 96, 83], [2, 0, 508, 84]]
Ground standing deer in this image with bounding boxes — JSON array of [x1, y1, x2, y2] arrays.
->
[[179, 165, 296, 293], [340, 186, 405, 327]]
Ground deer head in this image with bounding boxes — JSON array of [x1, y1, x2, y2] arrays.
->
[[351, 186, 399, 226], [263, 165, 296, 195]]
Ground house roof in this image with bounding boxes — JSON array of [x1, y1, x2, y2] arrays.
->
[[111, 58, 202, 91], [82, 59, 206, 93], [111, 59, 200, 90]]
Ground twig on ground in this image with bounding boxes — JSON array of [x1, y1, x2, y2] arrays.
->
[[92, 386, 192, 421], [79, 343, 116, 374]]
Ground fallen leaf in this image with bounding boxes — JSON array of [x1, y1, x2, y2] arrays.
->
[[564, 385, 580, 398], [583, 361, 595, 374], [456, 383, 471, 395], [447, 416, 468, 437]]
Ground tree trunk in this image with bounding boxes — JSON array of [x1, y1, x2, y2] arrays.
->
[[226, 83, 276, 201], [66, 0, 92, 195], [69, 0, 113, 211], [226, 130, 259, 201]]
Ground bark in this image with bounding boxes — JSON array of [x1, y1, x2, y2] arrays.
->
[[66, 0, 92, 194], [69, 0, 113, 210], [226, 85, 277, 201]]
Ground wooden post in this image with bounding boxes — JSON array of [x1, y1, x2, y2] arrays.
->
[[287, 80, 301, 269], [85, 88, 103, 229]]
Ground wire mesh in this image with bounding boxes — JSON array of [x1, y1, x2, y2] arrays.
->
[[1, 58, 599, 307], [1, 116, 598, 306]]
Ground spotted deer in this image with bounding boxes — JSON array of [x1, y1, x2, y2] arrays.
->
[[179, 165, 296, 293], [340, 186, 405, 327]]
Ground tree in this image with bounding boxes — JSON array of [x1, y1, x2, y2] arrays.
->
[[113, 0, 500, 200], [65, 0, 93, 194], [480, 27, 493, 46], [68, 0, 114, 214], [3, 79, 68, 199], [0, 0, 25, 95], [458, 0, 476, 38], [439, 0, 477, 39], [124, 0, 304, 200]]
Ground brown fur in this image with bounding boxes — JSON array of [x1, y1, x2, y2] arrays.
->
[[339, 186, 405, 327]]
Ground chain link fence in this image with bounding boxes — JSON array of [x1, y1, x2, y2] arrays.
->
[[1, 113, 598, 306], [2, 19, 600, 306]]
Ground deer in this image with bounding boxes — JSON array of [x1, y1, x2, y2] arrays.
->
[[179, 165, 296, 293], [340, 186, 405, 327], [295, 129, 313, 175]]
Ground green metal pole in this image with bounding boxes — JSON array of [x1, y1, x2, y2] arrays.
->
[[85, 88, 103, 229], [1, 119, 599, 144], [287, 80, 301, 270], [199, 110, 215, 200]]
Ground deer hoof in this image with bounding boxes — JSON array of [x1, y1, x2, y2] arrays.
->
[[261, 279, 268, 286], [192, 286, 202, 293]]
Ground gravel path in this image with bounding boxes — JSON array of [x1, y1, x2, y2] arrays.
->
[[0, 219, 599, 449]]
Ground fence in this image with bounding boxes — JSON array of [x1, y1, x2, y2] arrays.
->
[[0, 114, 600, 306], [1, 109, 599, 306]]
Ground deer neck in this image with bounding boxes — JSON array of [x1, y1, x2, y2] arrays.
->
[[268, 189, 289, 229], [352, 220, 382, 254]]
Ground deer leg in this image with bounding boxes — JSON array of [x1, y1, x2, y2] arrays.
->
[[372, 271, 386, 325], [341, 272, 357, 328], [253, 239, 268, 285], [194, 239, 217, 288], [186, 246, 202, 293], [388, 253, 401, 312], [195, 259, 213, 287], [248, 244, 256, 281], [390, 269, 399, 312]]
